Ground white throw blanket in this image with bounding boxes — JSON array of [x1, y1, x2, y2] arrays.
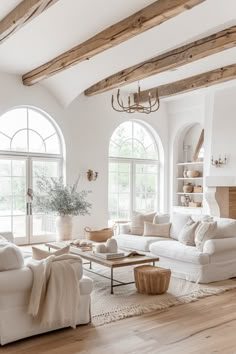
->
[[26, 254, 82, 328]]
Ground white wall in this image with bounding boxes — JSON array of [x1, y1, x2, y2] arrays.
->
[[0, 72, 169, 237], [66, 92, 169, 233], [207, 86, 236, 176]]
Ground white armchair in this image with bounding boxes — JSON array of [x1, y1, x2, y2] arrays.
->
[[0, 242, 93, 345]]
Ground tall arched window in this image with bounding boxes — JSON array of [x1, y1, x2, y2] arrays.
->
[[0, 107, 64, 245], [109, 120, 159, 221]]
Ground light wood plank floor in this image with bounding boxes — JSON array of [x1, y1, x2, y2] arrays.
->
[[2, 289, 236, 354]]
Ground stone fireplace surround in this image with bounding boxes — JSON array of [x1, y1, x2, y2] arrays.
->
[[205, 176, 236, 218]]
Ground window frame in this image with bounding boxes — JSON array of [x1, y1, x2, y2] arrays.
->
[[0, 106, 63, 157], [108, 121, 159, 221]]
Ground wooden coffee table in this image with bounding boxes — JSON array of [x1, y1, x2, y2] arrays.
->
[[46, 242, 159, 294]]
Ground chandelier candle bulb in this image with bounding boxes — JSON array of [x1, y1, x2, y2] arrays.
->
[[111, 82, 160, 114]]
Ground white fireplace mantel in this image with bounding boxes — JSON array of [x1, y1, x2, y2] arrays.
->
[[206, 176, 236, 187]]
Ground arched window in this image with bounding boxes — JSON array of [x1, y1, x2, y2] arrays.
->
[[0, 107, 64, 245], [109, 120, 159, 221], [0, 107, 61, 154]]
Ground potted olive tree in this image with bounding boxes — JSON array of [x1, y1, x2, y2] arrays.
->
[[34, 176, 91, 241]]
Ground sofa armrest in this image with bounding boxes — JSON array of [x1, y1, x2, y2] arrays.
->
[[203, 237, 236, 255], [118, 223, 131, 235]]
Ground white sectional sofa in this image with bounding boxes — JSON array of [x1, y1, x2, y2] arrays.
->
[[114, 213, 236, 284]]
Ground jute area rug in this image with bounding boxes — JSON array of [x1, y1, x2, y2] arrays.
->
[[85, 265, 236, 326]]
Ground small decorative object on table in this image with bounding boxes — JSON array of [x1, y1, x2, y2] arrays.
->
[[94, 238, 118, 253]]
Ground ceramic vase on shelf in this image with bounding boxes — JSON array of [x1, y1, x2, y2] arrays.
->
[[55, 215, 73, 241], [187, 170, 200, 178], [183, 183, 193, 193]]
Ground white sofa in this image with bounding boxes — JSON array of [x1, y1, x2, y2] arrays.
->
[[114, 214, 236, 284], [0, 236, 93, 346]]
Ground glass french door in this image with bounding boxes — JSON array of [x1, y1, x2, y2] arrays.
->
[[0, 155, 62, 245]]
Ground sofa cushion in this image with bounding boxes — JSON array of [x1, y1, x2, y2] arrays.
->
[[178, 219, 199, 246], [153, 213, 170, 224], [214, 217, 236, 239], [150, 240, 210, 265], [195, 221, 217, 251], [170, 213, 192, 240], [114, 234, 167, 252], [130, 212, 156, 235], [0, 244, 24, 271], [143, 222, 171, 238]]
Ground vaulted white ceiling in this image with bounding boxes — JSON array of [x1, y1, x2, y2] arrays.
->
[[1, 0, 236, 106]]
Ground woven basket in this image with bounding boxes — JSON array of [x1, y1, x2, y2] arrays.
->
[[84, 227, 114, 242]]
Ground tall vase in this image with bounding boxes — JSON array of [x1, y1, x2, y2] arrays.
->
[[55, 215, 73, 241]]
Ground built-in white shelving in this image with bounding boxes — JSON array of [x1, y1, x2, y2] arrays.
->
[[176, 160, 204, 209], [177, 161, 204, 166]]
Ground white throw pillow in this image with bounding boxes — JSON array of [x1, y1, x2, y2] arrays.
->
[[0, 244, 24, 271], [178, 219, 199, 246], [195, 221, 217, 251], [32, 245, 70, 260], [130, 212, 156, 236], [153, 213, 170, 224], [170, 213, 192, 240], [143, 222, 171, 238], [214, 217, 236, 239]]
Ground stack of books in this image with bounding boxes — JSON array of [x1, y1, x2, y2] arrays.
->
[[94, 252, 125, 259]]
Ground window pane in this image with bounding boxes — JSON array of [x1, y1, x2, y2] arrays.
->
[[32, 214, 56, 236], [0, 133, 10, 151], [12, 160, 26, 177], [109, 121, 158, 220], [13, 197, 26, 215], [119, 140, 132, 158], [133, 140, 146, 159], [0, 177, 11, 196], [45, 134, 60, 154], [0, 216, 11, 232], [33, 160, 59, 178], [109, 172, 118, 193], [13, 216, 26, 237], [146, 144, 158, 160], [0, 197, 11, 214], [0, 108, 61, 156], [28, 109, 55, 139], [12, 177, 26, 196], [29, 130, 45, 153], [0, 160, 11, 176], [0, 108, 27, 137], [11, 130, 28, 152]]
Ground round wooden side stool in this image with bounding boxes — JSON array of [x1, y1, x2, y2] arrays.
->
[[134, 265, 171, 295]]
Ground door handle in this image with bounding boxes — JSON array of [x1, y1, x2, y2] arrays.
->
[[26, 202, 32, 215]]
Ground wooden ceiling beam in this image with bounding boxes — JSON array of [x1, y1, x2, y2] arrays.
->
[[0, 0, 59, 45], [85, 26, 236, 96], [133, 64, 236, 102], [22, 0, 205, 86]]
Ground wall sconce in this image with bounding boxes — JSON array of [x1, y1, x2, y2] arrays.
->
[[211, 154, 228, 167], [87, 169, 98, 181]]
